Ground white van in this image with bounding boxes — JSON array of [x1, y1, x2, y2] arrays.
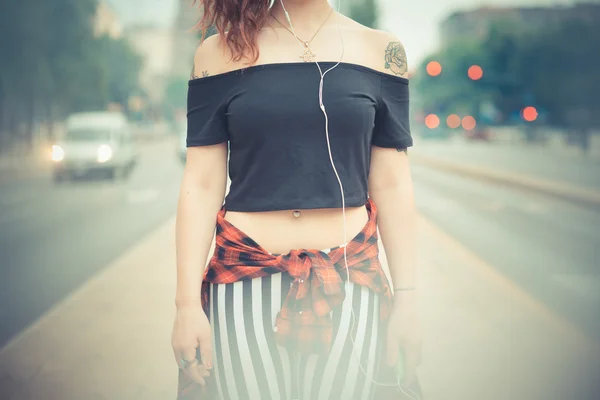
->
[[52, 111, 138, 182]]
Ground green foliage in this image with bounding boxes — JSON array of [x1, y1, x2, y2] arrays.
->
[[349, 0, 379, 29], [411, 40, 491, 116], [98, 36, 143, 108], [515, 20, 600, 127], [0, 0, 142, 148], [413, 13, 600, 128]]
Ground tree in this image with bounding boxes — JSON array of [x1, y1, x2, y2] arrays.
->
[[0, 0, 104, 148], [0, 0, 142, 149], [412, 10, 600, 131], [516, 19, 600, 128], [98, 36, 143, 110], [349, 0, 379, 29], [411, 39, 493, 118]]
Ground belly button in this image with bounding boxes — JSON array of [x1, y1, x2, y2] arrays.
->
[[292, 210, 301, 218]]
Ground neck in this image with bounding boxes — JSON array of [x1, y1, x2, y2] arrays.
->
[[270, 0, 334, 30]]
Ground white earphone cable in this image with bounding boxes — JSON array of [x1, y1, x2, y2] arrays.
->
[[275, 1, 420, 398]]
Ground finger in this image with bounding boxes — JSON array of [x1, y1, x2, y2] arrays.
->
[[386, 332, 399, 366], [183, 346, 198, 366], [199, 337, 213, 370], [199, 365, 211, 378], [184, 363, 207, 386]]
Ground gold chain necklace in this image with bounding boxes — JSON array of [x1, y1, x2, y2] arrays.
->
[[271, 8, 334, 62]]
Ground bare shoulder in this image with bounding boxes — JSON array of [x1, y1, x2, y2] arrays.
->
[[367, 29, 409, 78], [190, 33, 234, 80], [335, 14, 409, 79]]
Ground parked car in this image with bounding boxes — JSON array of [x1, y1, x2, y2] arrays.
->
[[52, 111, 138, 182]]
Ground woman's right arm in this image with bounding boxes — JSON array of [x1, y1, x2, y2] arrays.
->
[[172, 143, 228, 385], [172, 35, 231, 387], [175, 144, 228, 308]]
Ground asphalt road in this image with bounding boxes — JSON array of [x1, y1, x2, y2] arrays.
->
[[1, 138, 598, 349], [0, 137, 184, 347], [412, 163, 600, 341]]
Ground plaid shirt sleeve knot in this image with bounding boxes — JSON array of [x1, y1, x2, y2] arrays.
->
[[274, 249, 348, 354], [200, 198, 393, 355]]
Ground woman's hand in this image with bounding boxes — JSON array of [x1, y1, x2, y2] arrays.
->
[[386, 292, 423, 387], [171, 302, 213, 386]]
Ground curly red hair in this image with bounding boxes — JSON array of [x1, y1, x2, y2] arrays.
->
[[192, 0, 272, 63]]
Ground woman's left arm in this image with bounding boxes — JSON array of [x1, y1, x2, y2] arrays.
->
[[368, 32, 422, 386], [369, 148, 417, 293], [369, 146, 422, 386]]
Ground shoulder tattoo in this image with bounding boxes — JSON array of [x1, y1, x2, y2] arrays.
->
[[190, 64, 209, 79], [384, 41, 408, 76]]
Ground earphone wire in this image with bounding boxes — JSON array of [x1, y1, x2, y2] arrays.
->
[[275, 1, 420, 399]]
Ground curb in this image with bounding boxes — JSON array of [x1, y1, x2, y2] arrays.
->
[[411, 153, 600, 210]]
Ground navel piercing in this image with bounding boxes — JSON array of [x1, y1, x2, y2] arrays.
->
[[292, 210, 301, 218]]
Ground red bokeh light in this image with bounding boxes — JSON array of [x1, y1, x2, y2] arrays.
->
[[522, 106, 538, 122], [468, 65, 483, 80], [426, 61, 442, 77], [462, 116, 477, 130], [446, 114, 461, 129], [425, 114, 440, 129]]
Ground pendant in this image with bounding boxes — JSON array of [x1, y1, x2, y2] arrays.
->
[[300, 44, 316, 63]]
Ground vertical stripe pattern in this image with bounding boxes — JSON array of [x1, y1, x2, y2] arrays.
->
[[209, 269, 383, 400], [210, 285, 225, 400]]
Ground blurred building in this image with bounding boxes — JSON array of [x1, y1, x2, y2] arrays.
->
[[94, 1, 124, 39], [441, 3, 600, 44], [171, 0, 202, 79], [126, 26, 174, 103]]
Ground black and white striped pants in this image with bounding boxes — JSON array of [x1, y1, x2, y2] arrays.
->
[[208, 261, 385, 400]]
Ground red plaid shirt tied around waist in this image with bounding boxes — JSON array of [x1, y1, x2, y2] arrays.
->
[[201, 198, 393, 354]]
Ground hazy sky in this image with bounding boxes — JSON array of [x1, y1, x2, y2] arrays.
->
[[108, 0, 579, 64]]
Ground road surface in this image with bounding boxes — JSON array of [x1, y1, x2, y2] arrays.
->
[[1, 137, 599, 348], [0, 138, 183, 347]]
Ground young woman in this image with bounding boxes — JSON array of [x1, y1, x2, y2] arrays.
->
[[172, 0, 422, 399]]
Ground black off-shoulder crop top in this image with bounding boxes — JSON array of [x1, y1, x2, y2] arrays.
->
[[186, 62, 412, 212]]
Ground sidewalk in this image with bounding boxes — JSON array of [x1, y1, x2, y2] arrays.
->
[[0, 215, 599, 400]]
